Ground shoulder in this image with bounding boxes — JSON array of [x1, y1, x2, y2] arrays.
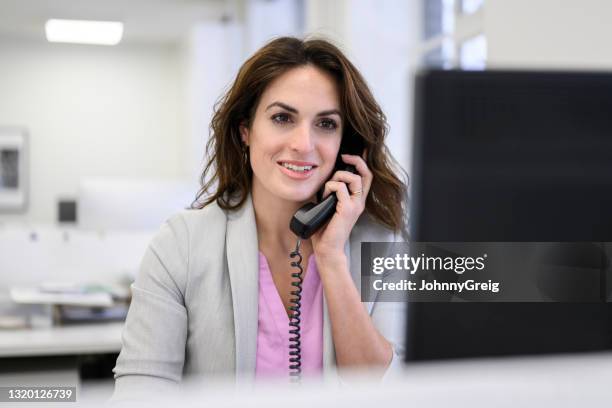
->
[[142, 201, 230, 295], [150, 200, 229, 254], [171, 200, 228, 235]]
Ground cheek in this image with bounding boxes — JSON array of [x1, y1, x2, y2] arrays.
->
[[321, 138, 342, 164], [247, 120, 280, 160], [311, 140, 340, 181], [249, 139, 281, 172]]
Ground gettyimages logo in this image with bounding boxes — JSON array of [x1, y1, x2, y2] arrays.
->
[[361, 242, 612, 303], [371, 253, 488, 275]]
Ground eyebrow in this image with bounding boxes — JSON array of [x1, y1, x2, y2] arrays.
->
[[265, 101, 342, 118]]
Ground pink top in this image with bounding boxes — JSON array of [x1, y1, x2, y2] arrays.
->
[[255, 251, 324, 379]]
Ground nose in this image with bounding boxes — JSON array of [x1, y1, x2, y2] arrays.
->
[[288, 123, 315, 153]]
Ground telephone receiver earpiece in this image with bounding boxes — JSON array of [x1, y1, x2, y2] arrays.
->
[[290, 164, 357, 239]]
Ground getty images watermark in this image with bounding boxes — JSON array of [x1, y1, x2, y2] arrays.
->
[[371, 251, 499, 293], [360, 242, 612, 303]]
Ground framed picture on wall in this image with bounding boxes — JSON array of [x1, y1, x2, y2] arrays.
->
[[0, 127, 28, 211]]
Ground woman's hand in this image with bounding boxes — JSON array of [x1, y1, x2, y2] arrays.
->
[[310, 151, 372, 260]]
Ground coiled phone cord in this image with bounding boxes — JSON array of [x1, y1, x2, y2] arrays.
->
[[288, 238, 303, 383]]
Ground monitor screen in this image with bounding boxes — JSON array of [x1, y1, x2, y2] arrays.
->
[[406, 70, 612, 361]]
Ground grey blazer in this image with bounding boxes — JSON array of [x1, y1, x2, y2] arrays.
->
[[112, 192, 405, 396]]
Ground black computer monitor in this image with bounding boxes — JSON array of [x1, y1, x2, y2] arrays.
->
[[406, 70, 612, 361]]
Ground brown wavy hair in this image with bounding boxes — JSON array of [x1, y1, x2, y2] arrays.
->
[[191, 36, 408, 237]]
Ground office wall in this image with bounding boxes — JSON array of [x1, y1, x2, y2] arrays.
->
[[486, 0, 612, 69], [0, 39, 186, 225], [244, 0, 302, 57], [178, 22, 243, 194], [345, 0, 417, 174]]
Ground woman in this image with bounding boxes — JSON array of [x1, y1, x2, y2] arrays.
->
[[112, 36, 408, 397]]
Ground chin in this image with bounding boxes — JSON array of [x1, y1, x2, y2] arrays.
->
[[276, 185, 319, 203]]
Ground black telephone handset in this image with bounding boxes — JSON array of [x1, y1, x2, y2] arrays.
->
[[287, 135, 364, 383], [290, 137, 364, 240]]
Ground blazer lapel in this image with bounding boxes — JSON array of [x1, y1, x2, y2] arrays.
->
[[226, 193, 259, 383]]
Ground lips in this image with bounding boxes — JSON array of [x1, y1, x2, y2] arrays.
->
[[277, 160, 318, 167], [277, 160, 318, 179]]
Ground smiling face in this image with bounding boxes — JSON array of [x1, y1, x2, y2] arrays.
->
[[240, 65, 343, 204]]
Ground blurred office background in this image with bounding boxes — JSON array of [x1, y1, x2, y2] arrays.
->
[[0, 0, 611, 403]]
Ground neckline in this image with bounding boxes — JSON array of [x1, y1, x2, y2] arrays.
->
[[258, 251, 315, 283], [258, 250, 317, 321]]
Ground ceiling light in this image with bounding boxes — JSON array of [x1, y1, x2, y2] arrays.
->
[[45, 19, 123, 46]]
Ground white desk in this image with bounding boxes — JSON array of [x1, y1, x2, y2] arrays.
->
[[0, 322, 123, 397], [103, 352, 612, 408], [0, 322, 124, 358]]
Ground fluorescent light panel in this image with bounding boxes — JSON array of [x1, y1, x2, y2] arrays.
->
[[45, 19, 123, 45]]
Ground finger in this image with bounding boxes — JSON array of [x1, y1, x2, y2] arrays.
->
[[322, 180, 351, 204], [341, 153, 373, 193], [328, 170, 363, 197]]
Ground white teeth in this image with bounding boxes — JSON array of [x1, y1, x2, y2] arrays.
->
[[281, 162, 313, 172]]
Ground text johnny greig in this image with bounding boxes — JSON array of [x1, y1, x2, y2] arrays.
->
[[371, 253, 501, 294]]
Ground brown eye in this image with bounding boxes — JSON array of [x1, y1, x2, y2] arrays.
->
[[271, 113, 291, 124], [318, 118, 338, 131]]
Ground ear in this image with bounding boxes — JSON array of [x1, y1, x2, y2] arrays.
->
[[239, 123, 249, 146]]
